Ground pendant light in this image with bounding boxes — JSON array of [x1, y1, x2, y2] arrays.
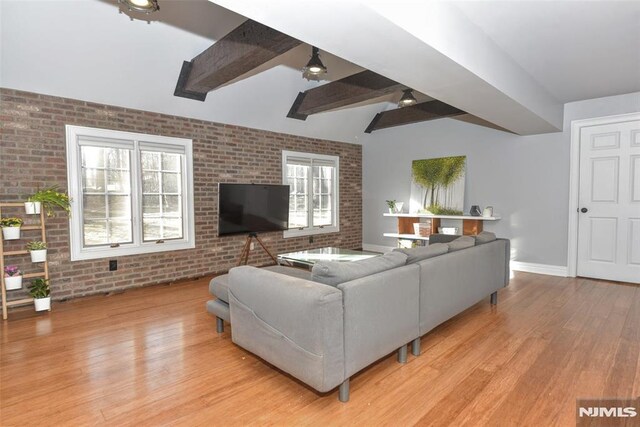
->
[[303, 47, 327, 81], [398, 89, 418, 108], [118, 0, 160, 14]]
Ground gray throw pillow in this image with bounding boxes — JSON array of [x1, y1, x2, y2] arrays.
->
[[393, 243, 449, 264], [475, 231, 496, 244], [311, 251, 407, 287], [447, 235, 475, 252]]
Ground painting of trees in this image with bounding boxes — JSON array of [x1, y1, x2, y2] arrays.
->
[[410, 156, 466, 214]]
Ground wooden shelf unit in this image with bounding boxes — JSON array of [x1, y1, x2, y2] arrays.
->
[[384, 212, 501, 241], [0, 202, 49, 320]]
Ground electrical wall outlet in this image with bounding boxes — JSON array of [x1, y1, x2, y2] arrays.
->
[[109, 260, 117, 271], [309, 236, 314, 243]]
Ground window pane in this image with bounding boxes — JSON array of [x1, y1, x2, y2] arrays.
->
[[163, 218, 182, 239], [82, 169, 105, 192], [106, 170, 130, 193], [109, 220, 132, 243], [83, 195, 106, 219], [162, 195, 181, 215], [108, 195, 131, 219], [141, 151, 160, 170], [106, 148, 130, 170], [143, 218, 161, 241], [142, 171, 160, 193], [83, 220, 107, 246], [162, 172, 180, 194], [161, 153, 180, 171], [143, 195, 160, 215], [81, 146, 105, 168]]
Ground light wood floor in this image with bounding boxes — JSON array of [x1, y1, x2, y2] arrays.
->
[[1, 272, 639, 426]]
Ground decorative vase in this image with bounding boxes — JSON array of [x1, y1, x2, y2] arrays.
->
[[388, 208, 395, 214], [394, 202, 404, 213], [2, 226, 21, 240], [30, 249, 47, 263], [470, 205, 482, 216], [24, 202, 41, 215], [34, 297, 51, 312], [5, 275, 23, 290]]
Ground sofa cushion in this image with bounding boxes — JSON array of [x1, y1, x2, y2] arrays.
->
[[474, 231, 497, 244], [447, 236, 476, 252], [311, 251, 406, 287], [210, 266, 312, 303], [393, 243, 449, 264], [210, 274, 230, 302]]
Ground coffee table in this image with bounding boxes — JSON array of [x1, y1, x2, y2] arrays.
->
[[277, 247, 379, 268]]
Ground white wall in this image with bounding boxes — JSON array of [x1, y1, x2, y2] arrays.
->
[[362, 91, 640, 268]]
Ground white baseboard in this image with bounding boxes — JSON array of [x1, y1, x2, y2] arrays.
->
[[362, 243, 395, 254], [511, 261, 568, 277]]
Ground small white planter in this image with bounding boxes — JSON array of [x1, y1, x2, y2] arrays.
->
[[4, 275, 23, 290], [2, 226, 21, 240], [30, 249, 47, 263], [24, 202, 42, 215], [34, 297, 51, 312]]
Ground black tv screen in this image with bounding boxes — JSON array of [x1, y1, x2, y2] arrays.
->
[[218, 183, 290, 236]]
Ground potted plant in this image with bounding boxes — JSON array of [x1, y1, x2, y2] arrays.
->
[[1, 217, 24, 240], [26, 187, 71, 217], [4, 265, 23, 290], [28, 278, 51, 312], [24, 198, 41, 215], [26, 241, 47, 262], [386, 200, 397, 214]]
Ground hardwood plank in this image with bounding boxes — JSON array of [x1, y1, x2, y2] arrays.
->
[[1, 273, 638, 425], [364, 100, 466, 133]]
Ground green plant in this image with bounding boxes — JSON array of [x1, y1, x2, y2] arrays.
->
[[27, 187, 71, 217], [26, 241, 47, 251], [425, 205, 464, 216], [385, 200, 397, 210], [0, 217, 24, 228], [28, 278, 50, 299]]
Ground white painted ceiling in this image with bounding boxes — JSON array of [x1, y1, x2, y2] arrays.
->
[[452, 0, 640, 103], [1, 0, 638, 142]]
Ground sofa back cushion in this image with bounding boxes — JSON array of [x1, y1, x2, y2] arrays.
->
[[447, 235, 476, 252], [311, 251, 407, 287], [474, 231, 497, 244], [393, 243, 449, 264]]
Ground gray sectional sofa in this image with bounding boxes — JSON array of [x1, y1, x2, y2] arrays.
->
[[206, 233, 510, 402]]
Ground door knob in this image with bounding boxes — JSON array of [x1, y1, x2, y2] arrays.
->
[[580, 207, 588, 213]]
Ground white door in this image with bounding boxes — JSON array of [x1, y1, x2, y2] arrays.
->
[[577, 119, 640, 284]]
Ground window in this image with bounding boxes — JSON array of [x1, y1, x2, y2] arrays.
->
[[282, 151, 339, 237], [66, 125, 195, 260]]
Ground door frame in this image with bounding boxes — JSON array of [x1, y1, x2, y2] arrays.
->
[[567, 111, 640, 277]]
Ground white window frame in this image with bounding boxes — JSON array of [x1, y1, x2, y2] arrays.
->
[[282, 150, 339, 238], [65, 125, 195, 261]]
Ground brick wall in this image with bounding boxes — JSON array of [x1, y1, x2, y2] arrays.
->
[[0, 88, 362, 301]]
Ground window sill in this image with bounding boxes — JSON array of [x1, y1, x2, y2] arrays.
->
[[70, 240, 195, 261], [283, 226, 340, 239]]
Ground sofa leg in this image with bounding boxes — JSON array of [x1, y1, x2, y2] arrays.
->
[[490, 291, 498, 305], [411, 338, 421, 356], [339, 378, 350, 402], [397, 344, 408, 363], [216, 317, 225, 333]]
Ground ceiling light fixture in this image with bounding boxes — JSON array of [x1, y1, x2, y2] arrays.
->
[[302, 47, 327, 81], [398, 89, 418, 108], [118, 0, 160, 14]]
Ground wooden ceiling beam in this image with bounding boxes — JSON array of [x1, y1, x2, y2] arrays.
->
[[287, 70, 405, 120], [175, 20, 302, 101], [364, 100, 466, 133]]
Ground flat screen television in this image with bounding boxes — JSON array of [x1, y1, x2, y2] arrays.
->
[[218, 183, 290, 236]]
